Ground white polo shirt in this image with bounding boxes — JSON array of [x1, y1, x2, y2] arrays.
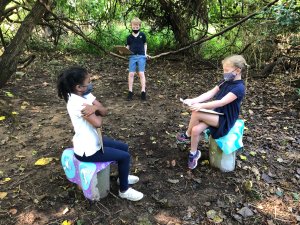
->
[[67, 93, 101, 157]]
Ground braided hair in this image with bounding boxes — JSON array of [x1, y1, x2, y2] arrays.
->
[[57, 66, 88, 102]]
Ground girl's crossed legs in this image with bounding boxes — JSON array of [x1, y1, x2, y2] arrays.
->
[[177, 111, 219, 169], [187, 111, 219, 151]]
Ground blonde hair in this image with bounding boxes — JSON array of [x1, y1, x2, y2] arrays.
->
[[222, 55, 249, 73], [131, 17, 142, 25]]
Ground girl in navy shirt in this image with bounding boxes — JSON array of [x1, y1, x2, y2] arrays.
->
[[176, 55, 248, 170]]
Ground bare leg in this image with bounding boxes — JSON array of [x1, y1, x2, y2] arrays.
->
[[187, 111, 219, 152], [138, 72, 146, 92], [190, 123, 209, 151], [128, 72, 135, 92]]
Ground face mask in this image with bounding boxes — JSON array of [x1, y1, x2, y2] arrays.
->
[[132, 29, 140, 34], [83, 83, 93, 95], [223, 72, 236, 81]]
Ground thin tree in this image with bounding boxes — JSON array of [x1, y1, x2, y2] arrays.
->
[[0, 0, 52, 88]]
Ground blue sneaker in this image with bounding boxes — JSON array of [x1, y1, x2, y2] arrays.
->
[[188, 150, 201, 170], [176, 132, 191, 144]]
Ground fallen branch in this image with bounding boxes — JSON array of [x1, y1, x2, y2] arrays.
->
[[18, 54, 36, 69]]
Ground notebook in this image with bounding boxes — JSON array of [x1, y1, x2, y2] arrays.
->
[[114, 45, 133, 55]]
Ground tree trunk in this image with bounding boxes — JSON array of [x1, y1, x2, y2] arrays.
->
[[0, 0, 51, 88], [158, 0, 190, 47]]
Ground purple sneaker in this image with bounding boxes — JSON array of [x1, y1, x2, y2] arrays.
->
[[188, 150, 201, 170], [176, 132, 191, 144]]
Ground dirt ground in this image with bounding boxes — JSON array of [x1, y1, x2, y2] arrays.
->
[[0, 53, 299, 225]]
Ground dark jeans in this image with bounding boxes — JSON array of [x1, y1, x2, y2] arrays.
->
[[75, 136, 130, 192]]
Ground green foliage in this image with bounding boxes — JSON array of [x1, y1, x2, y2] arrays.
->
[[2, 0, 298, 63], [263, 0, 300, 33]]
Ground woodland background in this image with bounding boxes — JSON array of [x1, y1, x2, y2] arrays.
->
[[0, 0, 299, 225]]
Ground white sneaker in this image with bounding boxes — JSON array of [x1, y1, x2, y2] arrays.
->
[[119, 188, 144, 201], [117, 175, 139, 185]]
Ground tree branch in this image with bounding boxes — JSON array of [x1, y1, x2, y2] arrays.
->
[[151, 0, 279, 59]]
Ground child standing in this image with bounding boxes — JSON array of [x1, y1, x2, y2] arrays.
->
[[176, 55, 248, 170], [126, 17, 149, 101], [57, 66, 144, 201]]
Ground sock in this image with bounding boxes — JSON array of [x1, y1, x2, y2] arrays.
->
[[185, 131, 190, 138], [190, 150, 197, 155]]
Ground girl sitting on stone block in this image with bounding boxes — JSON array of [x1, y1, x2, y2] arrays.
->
[[57, 66, 143, 201], [176, 55, 248, 170]]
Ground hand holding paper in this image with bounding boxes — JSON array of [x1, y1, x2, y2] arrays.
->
[[180, 98, 193, 106], [179, 98, 224, 115]]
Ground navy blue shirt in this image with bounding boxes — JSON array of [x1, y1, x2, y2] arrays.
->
[[126, 32, 146, 55], [209, 80, 245, 139]]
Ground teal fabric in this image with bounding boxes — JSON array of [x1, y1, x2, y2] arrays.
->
[[205, 119, 244, 154]]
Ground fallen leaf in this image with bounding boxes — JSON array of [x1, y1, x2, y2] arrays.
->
[[0, 192, 8, 199], [292, 192, 299, 201], [34, 157, 54, 166], [206, 209, 217, 219], [251, 167, 260, 177], [9, 208, 18, 215], [201, 160, 209, 165], [277, 158, 283, 163], [249, 151, 256, 156], [0, 177, 11, 184], [237, 207, 254, 218], [243, 180, 253, 192], [275, 188, 284, 197], [11, 111, 19, 115], [32, 150, 37, 156], [61, 220, 72, 225], [204, 202, 211, 206], [5, 91, 14, 97], [167, 179, 179, 184], [239, 155, 247, 161], [213, 216, 223, 223], [0, 116, 6, 121], [180, 112, 189, 116], [206, 210, 223, 223], [171, 159, 176, 167], [232, 214, 243, 223], [62, 207, 69, 215]]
